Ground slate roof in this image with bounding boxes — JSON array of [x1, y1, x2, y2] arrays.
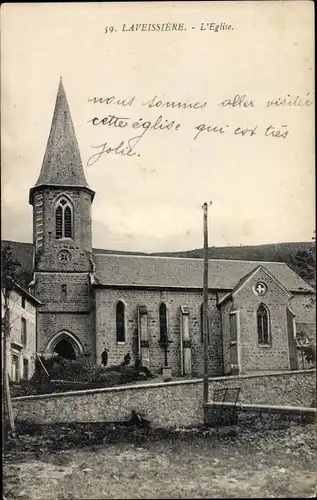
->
[[29, 78, 94, 203], [10, 280, 42, 306], [93, 253, 314, 292], [2, 240, 314, 293]]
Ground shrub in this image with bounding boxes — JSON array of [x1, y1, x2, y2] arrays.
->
[[303, 345, 316, 365], [13, 356, 155, 396], [46, 356, 97, 383], [93, 370, 122, 386]]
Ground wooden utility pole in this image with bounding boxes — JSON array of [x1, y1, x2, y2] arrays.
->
[[202, 202, 210, 425]]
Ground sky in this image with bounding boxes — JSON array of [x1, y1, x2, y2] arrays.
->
[[1, 2, 315, 252]]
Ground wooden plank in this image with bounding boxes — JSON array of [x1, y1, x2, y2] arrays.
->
[[205, 401, 316, 414]]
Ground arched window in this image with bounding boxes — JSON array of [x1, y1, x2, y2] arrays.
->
[[55, 197, 73, 239], [116, 301, 126, 343], [257, 303, 270, 345], [159, 303, 168, 341]]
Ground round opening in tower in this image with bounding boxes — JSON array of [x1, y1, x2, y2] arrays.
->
[[53, 339, 76, 360]]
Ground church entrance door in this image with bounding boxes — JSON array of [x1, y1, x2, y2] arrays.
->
[[53, 339, 76, 360], [46, 331, 84, 360]]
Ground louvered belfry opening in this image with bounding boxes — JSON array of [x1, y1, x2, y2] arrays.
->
[[55, 205, 63, 238], [55, 197, 73, 239], [64, 206, 72, 237]]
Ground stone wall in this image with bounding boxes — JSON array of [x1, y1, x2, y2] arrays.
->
[[232, 267, 292, 373], [94, 288, 223, 376], [12, 370, 315, 429], [36, 273, 92, 312], [37, 311, 95, 360]]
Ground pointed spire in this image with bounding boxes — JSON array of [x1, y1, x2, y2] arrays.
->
[[30, 79, 94, 202]]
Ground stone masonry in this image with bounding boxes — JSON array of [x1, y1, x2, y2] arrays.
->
[[11, 370, 316, 428], [94, 288, 223, 376]]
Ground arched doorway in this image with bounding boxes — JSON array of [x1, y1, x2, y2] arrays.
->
[[53, 339, 76, 359], [46, 331, 84, 359]]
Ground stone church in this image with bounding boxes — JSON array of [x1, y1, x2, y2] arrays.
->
[[26, 80, 315, 377]]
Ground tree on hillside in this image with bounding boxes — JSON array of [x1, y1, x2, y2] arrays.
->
[[291, 244, 316, 286], [1, 244, 22, 437], [296, 330, 316, 369]]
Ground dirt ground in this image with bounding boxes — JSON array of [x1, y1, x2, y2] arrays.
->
[[3, 422, 316, 499]]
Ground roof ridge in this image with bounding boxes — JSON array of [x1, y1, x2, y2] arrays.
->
[[93, 252, 288, 265]]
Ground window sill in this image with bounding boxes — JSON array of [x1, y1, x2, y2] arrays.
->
[[258, 344, 272, 348], [116, 341, 126, 346], [11, 341, 24, 351]]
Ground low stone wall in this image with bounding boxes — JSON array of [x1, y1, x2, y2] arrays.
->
[[12, 370, 316, 429]]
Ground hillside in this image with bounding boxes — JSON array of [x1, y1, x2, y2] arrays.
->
[[1, 240, 315, 289], [151, 242, 312, 266]]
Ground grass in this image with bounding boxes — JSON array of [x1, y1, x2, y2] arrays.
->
[[3, 421, 316, 499]]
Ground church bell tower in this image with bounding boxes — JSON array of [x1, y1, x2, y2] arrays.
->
[[29, 79, 96, 360]]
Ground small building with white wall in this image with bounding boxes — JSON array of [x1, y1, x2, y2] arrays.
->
[[2, 281, 41, 382]]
